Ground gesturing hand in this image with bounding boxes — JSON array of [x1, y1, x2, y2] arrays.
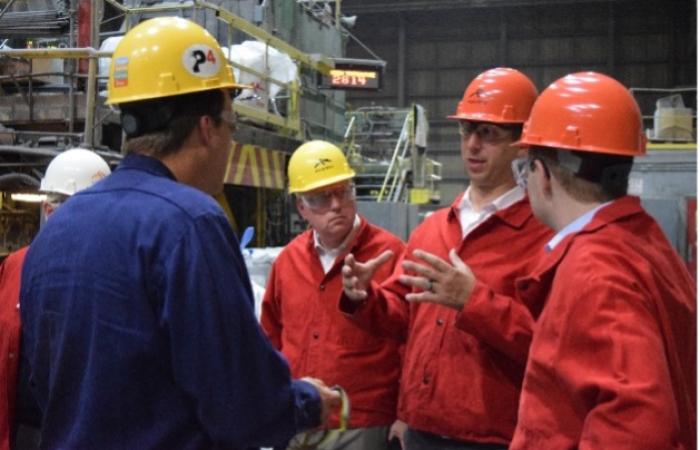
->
[[341, 250, 394, 301], [398, 248, 476, 310]]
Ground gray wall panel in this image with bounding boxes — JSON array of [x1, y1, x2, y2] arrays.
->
[[509, 39, 538, 65], [574, 36, 607, 63], [436, 70, 469, 96], [540, 38, 575, 64], [438, 42, 471, 67], [356, 202, 419, 241], [407, 42, 438, 68], [409, 71, 437, 96], [343, 0, 695, 208], [463, 41, 500, 66]]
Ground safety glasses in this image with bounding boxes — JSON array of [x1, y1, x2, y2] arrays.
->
[[511, 157, 530, 189], [511, 155, 550, 189], [300, 183, 356, 211], [458, 121, 513, 143]]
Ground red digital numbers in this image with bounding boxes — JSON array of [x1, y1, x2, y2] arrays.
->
[[325, 68, 380, 90], [332, 73, 370, 87]]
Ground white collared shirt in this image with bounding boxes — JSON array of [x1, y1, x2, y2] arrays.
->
[[314, 214, 361, 273], [458, 185, 525, 238], [545, 202, 611, 252]]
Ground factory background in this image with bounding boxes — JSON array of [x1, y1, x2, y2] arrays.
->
[[0, 0, 696, 270]]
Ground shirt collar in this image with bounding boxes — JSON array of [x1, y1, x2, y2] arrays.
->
[[313, 214, 361, 255], [546, 201, 611, 252], [117, 154, 177, 181], [459, 185, 525, 215]]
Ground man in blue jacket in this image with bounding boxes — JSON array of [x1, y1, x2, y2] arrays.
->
[[19, 17, 339, 450]]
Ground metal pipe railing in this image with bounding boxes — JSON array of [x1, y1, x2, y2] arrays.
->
[[377, 112, 411, 202], [102, 0, 318, 138], [0, 47, 109, 148], [0, 0, 348, 146]]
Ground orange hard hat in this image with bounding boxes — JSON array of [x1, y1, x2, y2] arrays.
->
[[448, 67, 537, 124], [517, 72, 646, 156]]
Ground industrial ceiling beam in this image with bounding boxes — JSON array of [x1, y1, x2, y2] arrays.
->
[[343, 0, 623, 14]]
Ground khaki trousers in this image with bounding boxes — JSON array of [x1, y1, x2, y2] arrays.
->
[[287, 426, 391, 450]]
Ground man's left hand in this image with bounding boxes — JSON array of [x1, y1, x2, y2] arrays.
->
[[398, 248, 476, 310]]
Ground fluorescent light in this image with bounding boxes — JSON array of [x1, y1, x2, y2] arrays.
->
[[11, 193, 46, 203]]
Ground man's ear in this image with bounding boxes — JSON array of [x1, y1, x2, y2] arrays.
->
[[534, 159, 554, 199], [42, 201, 55, 219], [295, 195, 308, 219], [197, 115, 217, 147]]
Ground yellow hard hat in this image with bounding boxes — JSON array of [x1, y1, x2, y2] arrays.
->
[[106, 17, 244, 105], [288, 141, 356, 193]]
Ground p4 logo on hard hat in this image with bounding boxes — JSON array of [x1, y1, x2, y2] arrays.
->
[[467, 87, 489, 105], [182, 45, 221, 78]]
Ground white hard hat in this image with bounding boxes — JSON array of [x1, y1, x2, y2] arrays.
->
[[40, 148, 111, 196]]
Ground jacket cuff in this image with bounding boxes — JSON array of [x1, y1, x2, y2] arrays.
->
[[339, 293, 364, 314], [292, 379, 322, 430], [339, 280, 378, 314]]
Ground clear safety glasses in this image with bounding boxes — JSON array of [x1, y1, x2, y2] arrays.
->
[[300, 183, 356, 211], [511, 155, 550, 189], [458, 121, 513, 143], [511, 157, 530, 189]]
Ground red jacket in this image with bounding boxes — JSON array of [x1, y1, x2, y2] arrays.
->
[[261, 217, 405, 429], [511, 196, 696, 450], [341, 195, 552, 445], [0, 246, 27, 450]]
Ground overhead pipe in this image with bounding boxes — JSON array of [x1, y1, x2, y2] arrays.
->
[[0, 0, 17, 22], [0, 173, 40, 191]]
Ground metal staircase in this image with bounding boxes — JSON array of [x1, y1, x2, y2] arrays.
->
[[343, 104, 441, 203]]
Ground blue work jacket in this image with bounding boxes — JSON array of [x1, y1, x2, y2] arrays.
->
[[20, 154, 320, 449]]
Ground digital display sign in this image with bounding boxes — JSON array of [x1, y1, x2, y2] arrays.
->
[[319, 58, 385, 91], [327, 68, 380, 89]]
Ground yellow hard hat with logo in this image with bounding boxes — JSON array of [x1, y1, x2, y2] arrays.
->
[[288, 141, 356, 194], [107, 17, 245, 105]]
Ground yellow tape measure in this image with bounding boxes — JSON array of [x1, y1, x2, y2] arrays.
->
[[290, 386, 350, 450]]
